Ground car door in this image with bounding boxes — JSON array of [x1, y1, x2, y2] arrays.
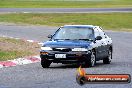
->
[[97, 27, 108, 58], [104, 33, 112, 56], [93, 28, 103, 60]]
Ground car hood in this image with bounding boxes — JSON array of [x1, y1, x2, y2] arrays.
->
[[43, 40, 91, 48]]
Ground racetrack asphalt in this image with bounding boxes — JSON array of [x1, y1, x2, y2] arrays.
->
[[0, 24, 132, 88], [0, 8, 132, 13]]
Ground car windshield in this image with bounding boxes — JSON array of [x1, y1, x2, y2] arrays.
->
[[53, 27, 94, 40]]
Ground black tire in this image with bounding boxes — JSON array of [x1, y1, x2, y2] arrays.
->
[[85, 51, 96, 67], [41, 58, 51, 68], [103, 49, 112, 64]]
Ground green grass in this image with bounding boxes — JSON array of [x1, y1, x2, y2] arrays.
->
[[0, 0, 132, 8], [0, 13, 132, 31], [0, 51, 31, 61], [0, 37, 40, 61]]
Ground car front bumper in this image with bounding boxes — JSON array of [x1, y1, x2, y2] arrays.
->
[[40, 50, 91, 64]]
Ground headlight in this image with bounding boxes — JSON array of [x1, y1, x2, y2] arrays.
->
[[41, 47, 52, 50], [72, 48, 88, 51]]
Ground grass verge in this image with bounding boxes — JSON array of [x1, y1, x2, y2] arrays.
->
[[0, 13, 132, 31], [0, 37, 40, 61], [0, 0, 132, 8]]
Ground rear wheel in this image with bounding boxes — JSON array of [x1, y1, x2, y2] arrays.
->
[[103, 49, 112, 64], [41, 58, 51, 68], [85, 51, 96, 67]]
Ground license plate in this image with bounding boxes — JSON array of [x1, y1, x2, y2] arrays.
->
[[55, 54, 66, 58]]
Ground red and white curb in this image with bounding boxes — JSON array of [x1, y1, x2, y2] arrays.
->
[[0, 56, 41, 68], [0, 35, 43, 68]]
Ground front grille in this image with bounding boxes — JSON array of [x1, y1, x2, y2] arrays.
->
[[52, 48, 71, 52]]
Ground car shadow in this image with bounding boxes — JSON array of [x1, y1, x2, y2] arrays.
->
[[47, 62, 112, 69], [49, 64, 80, 69]]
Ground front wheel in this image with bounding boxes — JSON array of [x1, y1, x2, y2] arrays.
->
[[41, 58, 51, 68], [85, 51, 96, 67], [103, 49, 112, 64]]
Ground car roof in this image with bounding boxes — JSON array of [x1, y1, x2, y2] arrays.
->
[[63, 25, 98, 29]]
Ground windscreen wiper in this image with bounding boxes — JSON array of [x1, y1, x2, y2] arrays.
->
[[78, 39, 93, 41], [54, 39, 70, 40]]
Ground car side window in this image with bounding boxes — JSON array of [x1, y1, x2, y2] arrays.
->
[[104, 33, 108, 38], [94, 28, 100, 38], [97, 27, 106, 39]]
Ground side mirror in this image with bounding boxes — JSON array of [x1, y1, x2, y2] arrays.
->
[[96, 36, 102, 40], [47, 34, 52, 38]]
